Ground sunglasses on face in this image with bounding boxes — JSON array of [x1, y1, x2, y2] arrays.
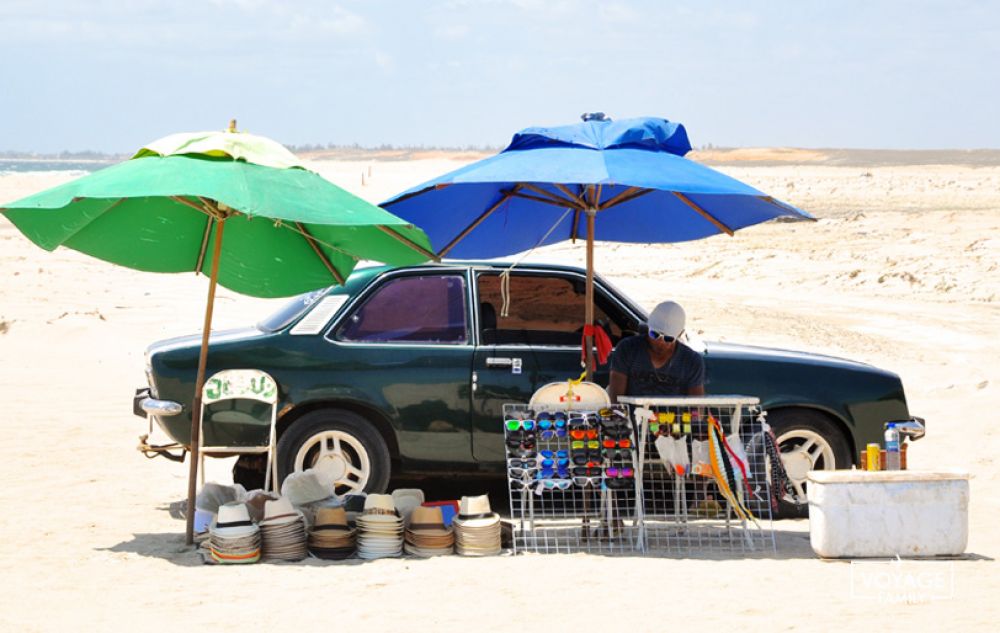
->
[[648, 329, 676, 343], [505, 419, 536, 432], [569, 429, 598, 440], [571, 440, 601, 450]]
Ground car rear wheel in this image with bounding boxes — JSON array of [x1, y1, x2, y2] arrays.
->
[[276, 409, 391, 498], [768, 408, 852, 518]]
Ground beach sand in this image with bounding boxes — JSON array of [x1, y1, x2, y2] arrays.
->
[[0, 154, 997, 631]]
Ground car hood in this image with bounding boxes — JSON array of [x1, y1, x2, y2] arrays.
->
[[146, 327, 265, 356], [704, 340, 892, 375]]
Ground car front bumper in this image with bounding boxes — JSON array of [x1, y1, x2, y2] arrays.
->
[[133, 387, 183, 418]]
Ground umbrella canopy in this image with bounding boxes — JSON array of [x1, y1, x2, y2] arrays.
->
[[4, 132, 433, 297], [1, 124, 435, 544], [383, 116, 810, 259], [382, 115, 812, 376]]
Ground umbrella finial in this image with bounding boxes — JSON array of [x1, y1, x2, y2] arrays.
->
[[228, 119, 238, 133], [581, 112, 610, 122]]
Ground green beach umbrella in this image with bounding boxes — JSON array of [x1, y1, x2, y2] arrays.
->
[[0, 122, 436, 544]]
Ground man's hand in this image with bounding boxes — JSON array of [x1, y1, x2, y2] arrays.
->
[[608, 370, 628, 403]]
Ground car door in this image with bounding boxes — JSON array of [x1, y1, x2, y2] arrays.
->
[[330, 268, 476, 468], [470, 268, 641, 466]]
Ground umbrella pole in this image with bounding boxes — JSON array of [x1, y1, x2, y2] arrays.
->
[[185, 218, 226, 545], [584, 209, 596, 381]]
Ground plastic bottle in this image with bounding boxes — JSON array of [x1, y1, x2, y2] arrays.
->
[[884, 422, 901, 470]]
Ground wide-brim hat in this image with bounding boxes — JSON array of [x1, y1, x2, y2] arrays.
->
[[406, 506, 452, 537], [260, 497, 304, 527], [212, 502, 258, 538], [391, 488, 425, 521], [313, 506, 350, 529], [451, 495, 500, 529]]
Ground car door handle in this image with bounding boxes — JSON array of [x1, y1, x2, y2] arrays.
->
[[485, 357, 514, 368]]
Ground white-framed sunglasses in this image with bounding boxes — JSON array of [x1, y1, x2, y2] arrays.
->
[[648, 328, 680, 343]]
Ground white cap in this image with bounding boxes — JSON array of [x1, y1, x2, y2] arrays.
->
[[648, 301, 686, 338]]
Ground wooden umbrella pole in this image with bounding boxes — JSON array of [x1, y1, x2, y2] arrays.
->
[[185, 218, 226, 545], [584, 208, 596, 381]]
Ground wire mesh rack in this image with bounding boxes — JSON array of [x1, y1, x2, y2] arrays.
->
[[503, 403, 640, 555], [503, 397, 775, 556], [621, 396, 776, 554]]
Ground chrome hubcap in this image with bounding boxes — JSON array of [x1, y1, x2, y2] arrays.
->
[[294, 430, 371, 498], [776, 429, 836, 503]]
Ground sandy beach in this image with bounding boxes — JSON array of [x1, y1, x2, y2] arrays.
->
[[1, 152, 998, 631]]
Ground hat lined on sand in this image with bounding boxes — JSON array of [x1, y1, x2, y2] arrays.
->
[[452, 495, 501, 556], [260, 497, 307, 561], [357, 494, 403, 559], [647, 301, 685, 338], [210, 503, 261, 564], [308, 506, 356, 560], [404, 506, 454, 557]]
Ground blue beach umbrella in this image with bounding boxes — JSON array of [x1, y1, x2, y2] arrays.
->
[[382, 114, 812, 376]]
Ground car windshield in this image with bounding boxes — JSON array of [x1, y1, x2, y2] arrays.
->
[[257, 288, 329, 333]]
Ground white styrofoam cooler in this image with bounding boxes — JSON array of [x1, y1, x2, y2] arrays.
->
[[807, 469, 970, 558]]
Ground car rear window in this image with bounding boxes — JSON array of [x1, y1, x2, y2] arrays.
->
[[257, 288, 329, 333], [336, 274, 468, 344]]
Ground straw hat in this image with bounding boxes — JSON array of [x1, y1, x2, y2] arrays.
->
[[360, 494, 399, 522], [451, 495, 500, 529], [406, 506, 453, 538], [308, 506, 356, 559], [391, 488, 425, 523], [210, 502, 261, 564], [212, 503, 257, 538], [260, 497, 303, 527]]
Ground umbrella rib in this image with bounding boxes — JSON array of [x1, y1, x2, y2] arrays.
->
[[170, 194, 211, 215], [673, 192, 735, 236], [570, 209, 580, 243], [599, 187, 652, 211], [554, 183, 588, 208], [295, 222, 346, 285], [195, 215, 213, 275], [438, 187, 518, 258], [375, 225, 441, 262], [508, 190, 583, 208], [520, 183, 583, 208]]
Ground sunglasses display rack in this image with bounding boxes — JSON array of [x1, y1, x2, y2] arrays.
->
[[620, 396, 776, 554], [503, 403, 640, 555]]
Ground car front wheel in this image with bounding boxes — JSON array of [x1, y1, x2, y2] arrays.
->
[[767, 408, 852, 518], [276, 409, 391, 498]]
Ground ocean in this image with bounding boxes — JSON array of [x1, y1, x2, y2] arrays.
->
[[0, 158, 118, 174]]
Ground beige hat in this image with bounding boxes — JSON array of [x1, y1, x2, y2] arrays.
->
[[406, 506, 452, 537], [452, 495, 500, 529], [313, 506, 351, 529], [260, 497, 302, 527], [212, 502, 257, 538], [360, 494, 400, 523]]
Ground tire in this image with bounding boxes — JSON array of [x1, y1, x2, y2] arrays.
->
[[767, 408, 852, 519], [276, 409, 391, 497]]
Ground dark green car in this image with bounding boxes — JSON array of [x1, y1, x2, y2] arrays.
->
[[134, 262, 924, 510]]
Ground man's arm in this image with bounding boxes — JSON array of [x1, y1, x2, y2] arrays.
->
[[608, 370, 628, 404], [687, 384, 705, 396]]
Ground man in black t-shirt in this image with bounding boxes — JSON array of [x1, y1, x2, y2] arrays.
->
[[608, 301, 705, 402]]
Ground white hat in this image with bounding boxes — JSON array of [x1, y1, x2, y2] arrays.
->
[[648, 301, 685, 338], [452, 495, 500, 529], [259, 497, 302, 527], [212, 502, 258, 538]]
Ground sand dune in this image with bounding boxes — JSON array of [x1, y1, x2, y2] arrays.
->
[[0, 156, 997, 631]]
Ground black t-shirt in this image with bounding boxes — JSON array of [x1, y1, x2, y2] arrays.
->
[[610, 335, 706, 396]]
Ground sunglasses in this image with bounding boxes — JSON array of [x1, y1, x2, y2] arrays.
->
[[603, 439, 632, 449], [541, 458, 570, 468], [569, 429, 598, 440], [604, 449, 633, 461], [508, 458, 537, 467], [649, 412, 676, 434], [506, 439, 536, 450], [572, 453, 601, 465], [606, 467, 634, 478], [573, 476, 601, 488], [537, 467, 570, 480], [509, 466, 537, 477], [538, 479, 572, 491], [539, 449, 568, 459], [572, 466, 601, 477], [537, 419, 567, 439], [505, 419, 536, 432], [605, 477, 634, 490], [648, 329, 676, 343], [571, 440, 601, 450]]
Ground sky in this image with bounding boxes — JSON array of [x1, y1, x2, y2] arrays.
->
[[1, 0, 998, 153]]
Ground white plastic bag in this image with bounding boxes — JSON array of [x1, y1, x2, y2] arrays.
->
[[691, 439, 712, 477]]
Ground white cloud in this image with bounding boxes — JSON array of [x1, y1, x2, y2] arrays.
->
[[434, 23, 470, 39]]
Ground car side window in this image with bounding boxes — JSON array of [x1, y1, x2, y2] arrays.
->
[[335, 274, 469, 344], [476, 273, 626, 346]]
